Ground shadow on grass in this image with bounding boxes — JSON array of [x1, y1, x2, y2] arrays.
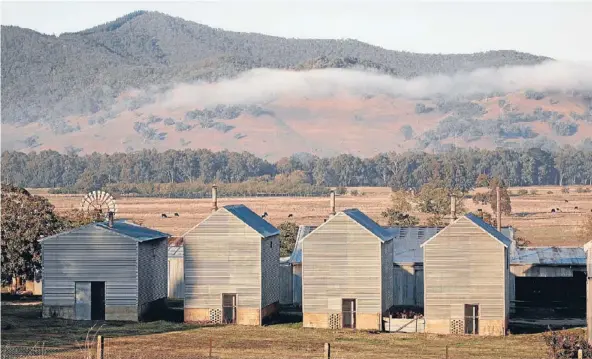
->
[[1, 299, 205, 349]]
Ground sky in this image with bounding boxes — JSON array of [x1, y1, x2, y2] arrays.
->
[[1, 1, 591, 62]]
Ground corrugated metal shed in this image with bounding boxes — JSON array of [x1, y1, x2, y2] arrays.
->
[[342, 209, 394, 242], [511, 247, 586, 266], [224, 205, 280, 237]]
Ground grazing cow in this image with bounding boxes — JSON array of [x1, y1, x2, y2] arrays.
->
[[161, 213, 168, 218], [261, 212, 268, 218], [288, 214, 293, 218], [557, 208, 562, 212], [565, 199, 569, 203], [575, 206, 579, 210], [174, 213, 179, 217], [551, 209, 556, 213]]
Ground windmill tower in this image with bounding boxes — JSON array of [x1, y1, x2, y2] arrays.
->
[[80, 190, 117, 221]]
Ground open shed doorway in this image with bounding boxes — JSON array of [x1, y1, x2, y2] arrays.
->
[[514, 272, 586, 319]]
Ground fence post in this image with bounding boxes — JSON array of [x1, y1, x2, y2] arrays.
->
[[209, 337, 212, 358], [97, 335, 104, 359], [445, 344, 449, 359], [578, 349, 583, 359], [324, 343, 331, 359]]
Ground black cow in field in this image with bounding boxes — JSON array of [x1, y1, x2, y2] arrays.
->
[[161, 213, 168, 218], [174, 213, 179, 217], [565, 199, 569, 203], [575, 206, 579, 210], [551, 209, 556, 213], [261, 212, 268, 218], [288, 214, 293, 218]]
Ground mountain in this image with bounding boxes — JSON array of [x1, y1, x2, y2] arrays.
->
[[1, 11, 591, 159]]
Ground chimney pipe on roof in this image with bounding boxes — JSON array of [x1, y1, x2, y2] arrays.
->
[[449, 195, 457, 224], [108, 211, 114, 228], [329, 190, 336, 216], [477, 208, 483, 219], [211, 185, 218, 213], [496, 186, 502, 232]]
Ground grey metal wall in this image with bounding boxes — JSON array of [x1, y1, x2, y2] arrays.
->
[[168, 258, 184, 299], [279, 262, 293, 305], [42, 226, 138, 307], [381, 240, 394, 314], [184, 210, 262, 309], [138, 237, 168, 306], [302, 213, 383, 314], [261, 235, 280, 308], [423, 216, 507, 322]]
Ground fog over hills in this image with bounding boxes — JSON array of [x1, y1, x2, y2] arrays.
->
[[2, 10, 591, 159]]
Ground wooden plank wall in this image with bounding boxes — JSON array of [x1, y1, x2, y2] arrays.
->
[[424, 217, 507, 321], [302, 213, 382, 314], [184, 210, 261, 309], [168, 258, 184, 299]]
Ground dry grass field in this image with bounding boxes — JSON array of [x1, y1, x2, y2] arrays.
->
[[31, 185, 592, 246], [1, 304, 551, 359]]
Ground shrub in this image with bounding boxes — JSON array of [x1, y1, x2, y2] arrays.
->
[[543, 329, 592, 359], [576, 187, 591, 193], [547, 190, 553, 194], [529, 189, 538, 195], [517, 189, 528, 196], [335, 186, 347, 195], [561, 187, 570, 194], [350, 189, 359, 196]]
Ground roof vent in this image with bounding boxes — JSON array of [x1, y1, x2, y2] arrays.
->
[[108, 211, 114, 228]]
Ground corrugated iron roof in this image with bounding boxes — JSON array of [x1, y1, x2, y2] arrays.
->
[[289, 225, 317, 264], [343, 209, 394, 242], [511, 247, 586, 266], [224, 204, 280, 238], [386, 227, 443, 264], [41, 220, 169, 243], [95, 221, 169, 242]]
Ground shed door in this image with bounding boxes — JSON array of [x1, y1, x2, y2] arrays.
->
[[75, 282, 91, 320]]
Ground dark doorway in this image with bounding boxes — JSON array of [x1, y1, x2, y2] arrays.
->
[[514, 273, 586, 318], [91, 282, 105, 320], [222, 294, 236, 324], [464, 304, 479, 335], [342, 299, 356, 329]]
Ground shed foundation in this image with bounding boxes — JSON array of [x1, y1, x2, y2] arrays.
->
[[42, 305, 75, 320]]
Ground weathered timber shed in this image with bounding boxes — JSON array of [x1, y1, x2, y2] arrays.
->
[[168, 246, 184, 299], [183, 204, 280, 325], [421, 213, 511, 336], [41, 220, 169, 321], [301, 209, 394, 330]]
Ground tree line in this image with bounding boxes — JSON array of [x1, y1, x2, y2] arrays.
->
[[2, 146, 592, 194]]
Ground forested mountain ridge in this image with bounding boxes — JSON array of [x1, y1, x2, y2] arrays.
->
[[2, 11, 591, 159]]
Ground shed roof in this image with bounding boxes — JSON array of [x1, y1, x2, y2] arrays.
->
[[223, 204, 280, 238], [342, 209, 393, 242], [40, 220, 169, 243], [511, 247, 586, 266]]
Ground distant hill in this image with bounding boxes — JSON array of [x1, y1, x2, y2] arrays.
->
[[2, 10, 591, 159]]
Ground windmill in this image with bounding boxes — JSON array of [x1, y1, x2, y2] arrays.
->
[[80, 190, 117, 220]]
